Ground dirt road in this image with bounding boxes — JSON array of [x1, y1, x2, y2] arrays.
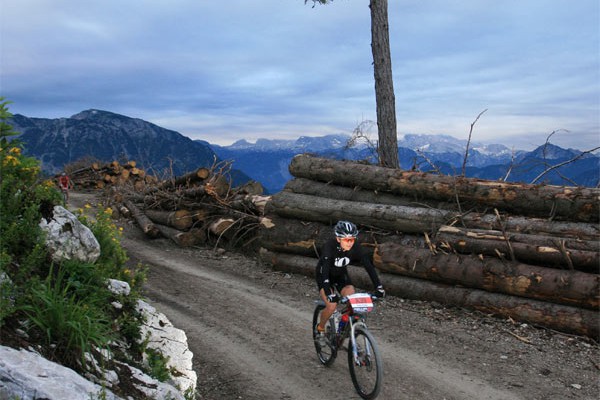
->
[[73, 192, 599, 400]]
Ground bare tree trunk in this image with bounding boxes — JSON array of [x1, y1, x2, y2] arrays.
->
[[370, 0, 399, 168]]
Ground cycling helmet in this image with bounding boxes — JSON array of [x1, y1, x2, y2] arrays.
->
[[334, 220, 359, 238]]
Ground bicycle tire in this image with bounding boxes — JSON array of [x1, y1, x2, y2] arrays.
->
[[312, 304, 337, 366], [348, 326, 383, 399]]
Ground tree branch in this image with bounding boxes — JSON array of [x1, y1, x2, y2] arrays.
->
[[461, 109, 487, 176], [530, 146, 600, 184]]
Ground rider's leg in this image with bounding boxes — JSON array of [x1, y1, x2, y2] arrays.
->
[[340, 285, 355, 297], [317, 288, 338, 331], [317, 284, 356, 330]]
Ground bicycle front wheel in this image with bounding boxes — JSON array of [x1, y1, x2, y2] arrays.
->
[[348, 326, 383, 399], [312, 304, 337, 366]]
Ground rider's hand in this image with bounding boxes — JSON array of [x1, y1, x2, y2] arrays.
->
[[326, 293, 340, 303], [373, 286, 385, 299]]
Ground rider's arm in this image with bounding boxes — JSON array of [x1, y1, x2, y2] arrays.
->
[[317, 240, 337, 294], [357, 245, 382, 289], [318, 256, 333, 294]]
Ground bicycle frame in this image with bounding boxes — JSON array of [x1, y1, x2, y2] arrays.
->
[[316, 293, 375, 354]]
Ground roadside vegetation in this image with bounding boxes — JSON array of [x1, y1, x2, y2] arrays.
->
[[0, 98, 174, 396]]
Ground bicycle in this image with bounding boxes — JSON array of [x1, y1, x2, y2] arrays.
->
[[312, 292, 383, 399], [60, 187, 68, 204]]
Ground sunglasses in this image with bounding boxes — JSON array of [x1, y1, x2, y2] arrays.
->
[[339, 237, 356, 243]]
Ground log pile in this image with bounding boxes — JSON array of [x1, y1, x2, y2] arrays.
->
[[259, 154, 600, 339], [66, 160, 158, 191], [107, 162, 270, 250]]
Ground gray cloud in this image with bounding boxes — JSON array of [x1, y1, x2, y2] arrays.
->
[[1, 0, 598, 150]]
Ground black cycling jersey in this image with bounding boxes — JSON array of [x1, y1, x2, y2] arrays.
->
[[315, 238, 381, 294]]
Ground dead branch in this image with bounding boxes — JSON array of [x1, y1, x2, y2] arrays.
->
[[531, 146, 600, 184], [461, 109, 488, 176]]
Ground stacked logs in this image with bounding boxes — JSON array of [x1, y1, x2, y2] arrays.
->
[[66, 160, 157, 190], [259, 154, 600, 339], [109, 163, 270, 251]]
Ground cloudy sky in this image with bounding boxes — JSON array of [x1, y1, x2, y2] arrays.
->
[[1, 0, 598, 150]]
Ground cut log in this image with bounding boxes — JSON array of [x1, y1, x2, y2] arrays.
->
[[436, 225, 600, 272], [229, 194, 271, 215], [206, 175, 230, 198], [180, 186, 210, 198], [289, 154, 600, 222], [268, 191, 599, 240], [144, 209, 194, 230], [373, 243, 599, 310], [437, 225, 599, 252], [235, 180, 264, 195], [259, 214, 423, 257], [284, 177, 459, 210], [122, 200, 160, 238], [154, 223, 206, 247], [209, 218, 236, 238], [157, 167, 212, 190], [453, 212, 599, 240], [267, 191, 451, 233], [260, 216, 331, 257], [260, 249, 599, 339], [133, 180, 145, 192]]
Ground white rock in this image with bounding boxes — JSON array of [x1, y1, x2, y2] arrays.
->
[[108, 279, 131, 296], [39, 205, 101, 263], [0, 346, 122, 400], [136, 300, 198, 393]]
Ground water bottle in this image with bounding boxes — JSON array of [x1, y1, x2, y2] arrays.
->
[[338, 314, 349, 333]]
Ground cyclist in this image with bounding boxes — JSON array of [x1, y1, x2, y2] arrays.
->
[[58, 172, 73, 203], [314, 220, 385, 346]]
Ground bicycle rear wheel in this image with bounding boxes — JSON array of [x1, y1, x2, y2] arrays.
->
[[348, 326, 383, 399], [312, 304, 337, 366]]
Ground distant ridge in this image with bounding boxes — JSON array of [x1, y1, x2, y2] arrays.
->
[[210, 134, 599, 193], [8, 109, 598, 193], [9, 110, 250, 185]]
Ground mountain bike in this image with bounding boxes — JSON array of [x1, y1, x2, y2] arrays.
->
[[61, 187, 68, 204], [312, 292, 383, 399]]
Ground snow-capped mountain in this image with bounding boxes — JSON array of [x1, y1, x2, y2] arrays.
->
[[8, 108, 597, 194], [210, 133, 598, 193], [225, 134, 351, 152]]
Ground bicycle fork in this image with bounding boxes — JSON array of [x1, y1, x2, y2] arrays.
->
[[349, 320, 371, 366]]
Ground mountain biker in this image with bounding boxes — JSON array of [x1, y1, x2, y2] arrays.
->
[[58, 172, 73, 202], [314, 220, 385, 346]]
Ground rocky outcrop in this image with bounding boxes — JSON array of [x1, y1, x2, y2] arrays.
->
[[0, 288, 197, 399], [136, 300, 197, 394], [0, 207, 198, 399], [0, 346, 122, 400], [39, 205, 101, 263]]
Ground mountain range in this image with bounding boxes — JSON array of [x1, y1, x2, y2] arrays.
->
[[9, 109, 599, 193], [211, 134, 599, 193]]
